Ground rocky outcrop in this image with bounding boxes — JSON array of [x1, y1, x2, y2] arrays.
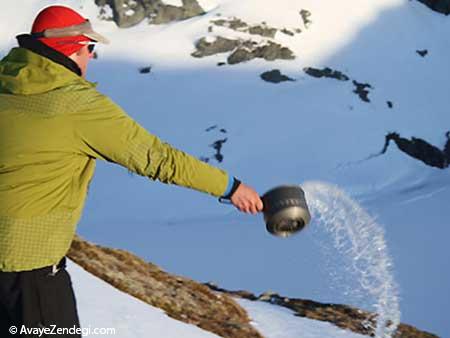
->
[[416, 0, 450, 15], [210, 17, 300, 38], [68, 235, 438, 337], [416, 49, 428, 57], [192, 37, 295, 65], [192, 16, 298, 66], [68, 235, 263, 338], [260, 69, 295, 83], [204, 285, 439, 338], [303, 67, 350, 81], [95, 0, 205, 28], [378, 132, 450, 169], [352, 80, 373, 103], [300, 9, 312, 28], [200, 126, 228, 163], [139, 66, 152, 74], [191, 37, 241, 57], [303, 67, 374, 103], [228, 41, 295, 64]]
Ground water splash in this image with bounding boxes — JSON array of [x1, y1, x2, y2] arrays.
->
[[302, 181, 400, 338]]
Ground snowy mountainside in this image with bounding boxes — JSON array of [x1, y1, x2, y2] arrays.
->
[[68, 258, 370, 338], [1, 0, 449, 336]]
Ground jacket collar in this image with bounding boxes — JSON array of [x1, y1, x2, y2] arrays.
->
[[16, 34, 82, 77]]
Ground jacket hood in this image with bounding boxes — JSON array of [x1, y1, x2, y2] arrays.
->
[[0, 47, 93, 95]]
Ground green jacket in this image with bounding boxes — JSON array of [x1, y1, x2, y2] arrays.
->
[[0, 47, 229, 272]]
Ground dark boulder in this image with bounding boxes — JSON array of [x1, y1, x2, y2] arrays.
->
[[211, 17, 281, 38], [227, 48, 255, 64], [260, 70, 295, 83], [303, 67, 350, 81], [96, 0, 205, 28], [191, 37, 240, 58], [352, 80, 373, 103], [300, 9, 312, 28], [256, 41, 295, 61], [98, 0, 146, 28], [416, 0, 450, 15], [416, 49, 428, 57], [227, 41, 295, 65], [379, 132, 450, 169]]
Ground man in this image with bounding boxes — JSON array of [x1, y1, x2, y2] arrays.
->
[[0, 5, 263, 337]]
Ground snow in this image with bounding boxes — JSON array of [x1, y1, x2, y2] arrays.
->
[[162, 0, 184, 7], [68, 258, 368, 337], [236, 298, 369, 338], [1, 0, 450, 336], [67, 259, 220, 338], [197, 0, 220, 12]]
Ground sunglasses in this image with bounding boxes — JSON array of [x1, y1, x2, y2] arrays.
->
[[75, 40, 97, 54]]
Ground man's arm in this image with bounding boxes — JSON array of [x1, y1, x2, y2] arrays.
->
[[70, 91, 228, 196], [69, 90, 264, 213]]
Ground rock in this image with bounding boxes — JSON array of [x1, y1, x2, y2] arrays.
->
[[352, 80, 373, 102], [258, 291, 279, 301], [212, 17, 248, 31], [300, 9, 312, 28], [248, 24, 277, 38], [228, 48, 254, 64], [97, 2, 114, 21], [149, 0, 205, 25], [257, 41, 295, 60], [210, 138, 227, 163], [204, 284, 439, 338], [378, 132, 450, 169], [260, 69, 295, 83], [416, 0, 450, 15], [96, 0, 205, 28], [416, 49, 428, 57], [68, 235, 264, 338], [139, 66, 152, 74], [191, 37, 240, 58], [211, 17, 299, 39], [104, 0, 146, 28], [444, 132, 450, 160], [201, 127, 228, 163], [211, 17, 277, 38], [227, 41, 295, 64], [303, 67, 350, 81], [281, 28, 296, 36], [205, 125, 218, 132]]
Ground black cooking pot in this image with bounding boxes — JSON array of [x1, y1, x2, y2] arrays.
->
[[261, 185, 311, 238]]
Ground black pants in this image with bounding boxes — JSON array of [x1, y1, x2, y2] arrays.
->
[[0, 257, 81, 338]]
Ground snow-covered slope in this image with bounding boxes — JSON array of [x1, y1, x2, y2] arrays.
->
[[68, 259, 368, 338], [236, 298, 368, 338], [1, 0, 449, 336], [67, 260, 220, 338]]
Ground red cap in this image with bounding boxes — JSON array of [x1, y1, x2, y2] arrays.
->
[[31, 6, 91, 56]]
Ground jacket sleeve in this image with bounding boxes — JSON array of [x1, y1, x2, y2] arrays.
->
[[69, 90, 229, 197]]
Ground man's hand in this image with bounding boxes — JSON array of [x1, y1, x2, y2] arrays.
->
[[230, 183, 264, 214]]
